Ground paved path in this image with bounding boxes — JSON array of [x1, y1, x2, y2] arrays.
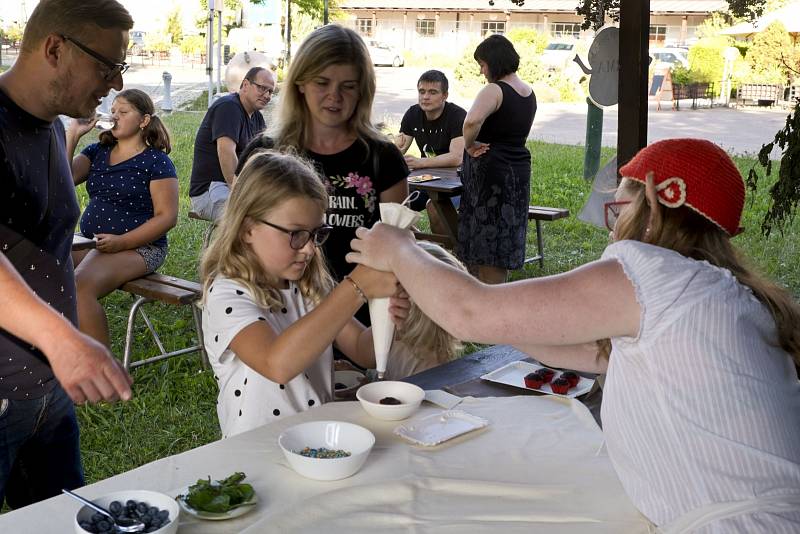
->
[[371, 66, 790, 156]]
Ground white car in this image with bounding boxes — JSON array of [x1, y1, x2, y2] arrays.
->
[[367, 40, 404, 67], [541, 42, 576, 71], [650, 47, 689, 69]]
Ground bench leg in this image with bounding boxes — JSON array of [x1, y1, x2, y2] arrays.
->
[[192, 301, 209, 369], [535, 220, 544, 268], [123, 295, 207, 371], [123, 296, 152, 370]]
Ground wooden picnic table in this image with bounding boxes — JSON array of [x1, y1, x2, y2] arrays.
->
[[72, 233, 96, 251], [407, 167, 462, 249]]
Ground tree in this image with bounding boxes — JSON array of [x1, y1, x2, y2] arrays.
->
[[249, 0, 334, 21], [746, 21, 799, 80], [166, 8, 183, 45]]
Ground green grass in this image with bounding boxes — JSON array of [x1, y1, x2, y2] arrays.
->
[[65, 112, 799, 485]]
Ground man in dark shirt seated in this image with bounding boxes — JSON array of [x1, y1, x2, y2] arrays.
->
[[188, 66, 275, 221], [394, 70, 467, 170], [394, 70, 466, 231]]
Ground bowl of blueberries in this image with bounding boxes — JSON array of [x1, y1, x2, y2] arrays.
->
[[356, 380, 425, 421], [73, 490, 178, 534], [278, 420, 375, 481]]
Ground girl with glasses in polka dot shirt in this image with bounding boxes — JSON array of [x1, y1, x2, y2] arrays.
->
[[199, 150, 404, 438]]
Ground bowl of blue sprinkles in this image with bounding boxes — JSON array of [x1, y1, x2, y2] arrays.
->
[[73, 489, 179, 534], [278, 420, 375, 481]]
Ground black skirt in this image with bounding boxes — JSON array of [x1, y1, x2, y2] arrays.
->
[[456, 144, 531, 270]]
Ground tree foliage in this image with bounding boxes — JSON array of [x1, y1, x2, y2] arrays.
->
[[747, 101, 800, 236], [746, 22, 799, 80], [166, 8, 184, 45], [249, 0, 336, 21]]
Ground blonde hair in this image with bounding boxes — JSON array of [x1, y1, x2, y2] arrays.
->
[[396, 242, 465, 364], [22, 0, 133, 53], [200, 150, 334, 311], [600, 180, 800, 365], [270, 24, 385, 152]]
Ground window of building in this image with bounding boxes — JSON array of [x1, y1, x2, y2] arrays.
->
[[481, 21, 506, 36], [416, 19, 436, 36], [551, 22, 581, 39], [649, 25, 667, 45], [356, 18, 373, 37]]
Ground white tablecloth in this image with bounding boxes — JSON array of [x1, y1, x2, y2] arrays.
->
[[0, 396, 654, 533]]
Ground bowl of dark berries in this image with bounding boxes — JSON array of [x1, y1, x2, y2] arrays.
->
[[278, 420, 375, 481], [73, 490, 178, 534], [356, 380, 424, 421]]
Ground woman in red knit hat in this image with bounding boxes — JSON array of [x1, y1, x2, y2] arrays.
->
[[348, 138, 800, 532]]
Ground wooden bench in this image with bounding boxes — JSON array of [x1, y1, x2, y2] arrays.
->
[[525, 206, 570, 268], [120, 273, 208, 371], [188, 210, 217, 248]]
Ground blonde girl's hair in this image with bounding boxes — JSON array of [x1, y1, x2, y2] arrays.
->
[[99, 89, 172, 153], [600, 179, 800, 365], [269, 24, 386, 152], [396, 241, 465, 364], [200, 150, 334, 310]]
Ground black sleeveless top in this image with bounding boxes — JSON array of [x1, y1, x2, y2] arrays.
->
[[476, 81, 536, 146]]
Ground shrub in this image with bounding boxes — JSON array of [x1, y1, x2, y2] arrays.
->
[[506, 27, 548, 55], [746, 21, 798, 81], [179, 35, 205, 55], [688, 36, 733, 84], [144, 32, 171, 53]]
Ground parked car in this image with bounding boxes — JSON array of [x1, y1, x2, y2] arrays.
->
[[366, 40, 404, 67], [650, 47, 689, 69], [541, 41, 577, 71]]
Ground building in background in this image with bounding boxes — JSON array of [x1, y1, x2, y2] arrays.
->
[[336, 0, 727, 54]]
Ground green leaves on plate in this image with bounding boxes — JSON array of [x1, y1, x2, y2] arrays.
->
[[183, 472, 255, 514]]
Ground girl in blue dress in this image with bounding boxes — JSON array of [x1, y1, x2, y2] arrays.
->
[[67, 89, 178, 347]]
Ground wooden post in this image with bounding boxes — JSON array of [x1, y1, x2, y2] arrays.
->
[[617, 0, 650, 168]]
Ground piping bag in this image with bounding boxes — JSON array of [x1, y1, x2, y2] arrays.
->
[[368, 192, 421, 379]]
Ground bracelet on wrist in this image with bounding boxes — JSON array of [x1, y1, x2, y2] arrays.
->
[[343, 275, 367, 304]]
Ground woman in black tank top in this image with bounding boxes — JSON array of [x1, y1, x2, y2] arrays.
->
[[459, 35, 536, 284]]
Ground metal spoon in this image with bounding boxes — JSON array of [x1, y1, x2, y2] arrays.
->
[[62, 489, 145, 533]]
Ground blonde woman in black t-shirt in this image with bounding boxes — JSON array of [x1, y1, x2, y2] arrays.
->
[[244, 25, 409, 289]]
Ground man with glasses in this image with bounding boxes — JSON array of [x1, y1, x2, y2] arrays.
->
[[0, 0, 134, 508], [189, 66, 276, 221]]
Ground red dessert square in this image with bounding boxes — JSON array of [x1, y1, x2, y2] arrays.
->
[[550, 377, 571, 394], [533, 368, 555, 383], [560, 371, 580, 388], [523, 372, 544, 389]]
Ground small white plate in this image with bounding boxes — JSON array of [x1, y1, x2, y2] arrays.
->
[[175, 486, 257, 521], [480, 361, 595, 398], [394, 410, 489, 446]]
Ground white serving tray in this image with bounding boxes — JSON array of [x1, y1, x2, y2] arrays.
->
[[393, 410, 489, 447], [480, 361, 595, 399]]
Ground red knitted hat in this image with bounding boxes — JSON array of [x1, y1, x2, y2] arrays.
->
[[619, 138, 744, 236]]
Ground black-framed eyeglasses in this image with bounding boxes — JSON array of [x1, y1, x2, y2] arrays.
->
[[247, 79, 274, 96], [258, 219, 332, 249], [61, 34, 129, 81], [604, 200, 632, 231]]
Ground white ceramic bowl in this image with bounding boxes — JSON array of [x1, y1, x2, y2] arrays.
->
[[73, 489, 179, 534], [278, 420, 375, 481], [356, 381, 425, 421]]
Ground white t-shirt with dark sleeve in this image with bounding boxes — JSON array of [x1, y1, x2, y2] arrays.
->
[[600, 240, 800, 532], [202, 276, 333, 438]]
